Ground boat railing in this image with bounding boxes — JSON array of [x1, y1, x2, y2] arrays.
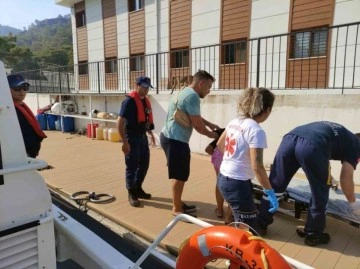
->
[[131, 214, 314, 269], [0, 157, 48, 175]]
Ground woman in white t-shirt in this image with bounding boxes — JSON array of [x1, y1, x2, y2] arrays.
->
[[217, 87, 278, 234]]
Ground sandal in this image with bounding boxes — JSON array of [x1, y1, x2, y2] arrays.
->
[[182, 203, 196, 213], [224, 215, 235, 225], [172, 212, 197, 223], [215, 208, 223, 218]]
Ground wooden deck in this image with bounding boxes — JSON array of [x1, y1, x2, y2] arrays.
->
[[38, 132, 360, 269]]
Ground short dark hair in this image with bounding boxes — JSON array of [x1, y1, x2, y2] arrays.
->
[[193, 70, 215, 82]]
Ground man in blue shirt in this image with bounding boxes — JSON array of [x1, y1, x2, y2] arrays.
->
[[117, 76, 155, 207], [258, 121, 360, 246], [160, 70, 219, 217]]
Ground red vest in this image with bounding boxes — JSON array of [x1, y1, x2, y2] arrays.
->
[[15, 103, 47, 138], [127, 90, 154, 129]]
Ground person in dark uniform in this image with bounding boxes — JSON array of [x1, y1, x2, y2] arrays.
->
[[117, 76, 156, 207], [257, 121, 360, 246], [8, 74, 47, 158]]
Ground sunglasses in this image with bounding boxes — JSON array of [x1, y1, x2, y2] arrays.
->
[[11, 86, 30, 92]]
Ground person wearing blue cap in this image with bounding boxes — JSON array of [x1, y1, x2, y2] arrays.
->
[[8, 74, 47, 158], [117, 76, 156, 207]]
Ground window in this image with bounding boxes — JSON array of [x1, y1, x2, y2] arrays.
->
[[130, 55, 144, 71], [76, 10, 86, 28], [291, 28, 328, 59], [128, 0, 144, 12], [170, 49, 189, 68], [78, 61, 88, 75], [105, 58, 117, 73], [222, 40, 247, 64]]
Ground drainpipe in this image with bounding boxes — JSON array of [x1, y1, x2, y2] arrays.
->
[[156, 0, 160, 53]]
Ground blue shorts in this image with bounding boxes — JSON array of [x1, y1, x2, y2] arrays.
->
[[160, 133, 190, 181]]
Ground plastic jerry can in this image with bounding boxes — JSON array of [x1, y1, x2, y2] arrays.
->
[[87, 123, 98, 138], [103, 128, 109, 141], [108, 128, 120, 142], [96, 126, 104, 140], [55, 117, 62, 131]]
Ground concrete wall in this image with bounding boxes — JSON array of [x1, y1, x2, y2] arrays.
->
[[26, 91, 360, 184], [329, 0, 360, 88], [116, 0, 129, 58], [249, 0, 291, 88], [115, 0, 130, 91], [191, 0, 221, 89], [86, 0, 105, 91], [191, 0, 221, 47], [70, 7, 78, 65], [145, 0, 157, 54], [86, 0, 105, 62]]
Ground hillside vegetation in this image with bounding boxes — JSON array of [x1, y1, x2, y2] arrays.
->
[[0, 15, 73, 73], [0, 25, 22, 36]]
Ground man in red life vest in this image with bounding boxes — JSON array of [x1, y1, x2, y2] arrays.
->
[[8, 74, 47, 158], [117, 76, 156, 207]]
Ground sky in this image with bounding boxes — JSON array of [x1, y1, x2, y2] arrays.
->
[[0, 0, 71, 30]]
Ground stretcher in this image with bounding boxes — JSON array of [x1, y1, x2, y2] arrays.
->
[[252, 177, 360, 228]]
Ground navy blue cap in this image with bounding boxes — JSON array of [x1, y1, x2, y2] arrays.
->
[[7, 74, 30, 88], [136, 76, 153, 88]]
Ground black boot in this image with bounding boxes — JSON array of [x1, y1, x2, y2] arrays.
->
[[257, 223, 268, 236], [128, 189, 140, 207], [136, 186, 151, 199], [296, 226, 330, 246], [304, 233, 330, 246]]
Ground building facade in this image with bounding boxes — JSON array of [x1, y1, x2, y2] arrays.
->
[[55, 0, 360, 92]]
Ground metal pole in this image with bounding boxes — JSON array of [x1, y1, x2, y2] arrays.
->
[[256, 38, 261, 88], [156, 53, 159, 94], [58, 66, 62, 93], [97, 62, 101, 93]]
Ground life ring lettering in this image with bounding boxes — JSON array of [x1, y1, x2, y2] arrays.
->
[[225, 244, 258, 269]]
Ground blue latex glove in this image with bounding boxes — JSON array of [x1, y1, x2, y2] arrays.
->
[[264, 189, 279, 213]]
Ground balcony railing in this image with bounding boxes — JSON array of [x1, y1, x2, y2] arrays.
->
[[14, 21, 360, 94]]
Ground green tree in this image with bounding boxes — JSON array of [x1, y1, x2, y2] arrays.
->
[[34, 49, 70, 67], [10, 47, 38, 72], [13, 15, 73, 69], [0, 35, 17, 66]]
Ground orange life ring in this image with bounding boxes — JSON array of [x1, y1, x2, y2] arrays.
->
[[176, 226, 292, 269]]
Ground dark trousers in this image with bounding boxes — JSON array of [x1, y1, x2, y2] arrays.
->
[[258, 134, 331, 234], [125, 136, 150, 190], [218, 174, 258, 232]]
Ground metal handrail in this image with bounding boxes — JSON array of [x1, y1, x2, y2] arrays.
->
[[130, 214, 314, 269], [12, 21, 360, 93], [0, 158, 48, 175]]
